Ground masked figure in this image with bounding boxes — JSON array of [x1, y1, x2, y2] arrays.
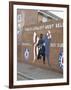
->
[[37, 34, 45, 64]]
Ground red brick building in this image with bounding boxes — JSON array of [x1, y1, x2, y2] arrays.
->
[[17, 9, 63, 73]]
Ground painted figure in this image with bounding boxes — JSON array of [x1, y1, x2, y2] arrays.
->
[[33, 32, 37, 62], [43, 30, 52, 65], [37, 34, 45, 64]]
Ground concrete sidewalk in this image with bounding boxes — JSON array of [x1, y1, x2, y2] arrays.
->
[[17, 62, 63, 80]]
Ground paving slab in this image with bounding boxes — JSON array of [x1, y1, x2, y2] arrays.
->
[[17, 62, 63, 80]]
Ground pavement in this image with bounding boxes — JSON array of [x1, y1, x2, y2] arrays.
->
[[17, 62, 63, 80]]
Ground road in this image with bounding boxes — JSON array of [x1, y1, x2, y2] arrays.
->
[[17, 62, 63, 80]]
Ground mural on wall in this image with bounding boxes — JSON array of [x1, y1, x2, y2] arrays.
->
[[24, 48, 30, 62], [17, 9, 64, 71], [58, 48, 63, 69]]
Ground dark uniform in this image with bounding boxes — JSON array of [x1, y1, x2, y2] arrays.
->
[[43, 35, 51, 65], [37, 34, 45, 64]]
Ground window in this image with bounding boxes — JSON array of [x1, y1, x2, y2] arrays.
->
[[42, 17, 47, 23]]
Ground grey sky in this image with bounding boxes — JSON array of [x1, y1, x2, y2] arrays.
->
[[49, 11, 64, 19]]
